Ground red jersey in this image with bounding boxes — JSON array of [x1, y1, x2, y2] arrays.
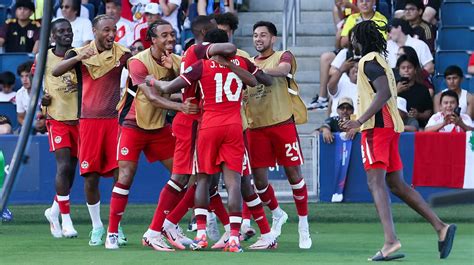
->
[[180, 56, 258, 129]]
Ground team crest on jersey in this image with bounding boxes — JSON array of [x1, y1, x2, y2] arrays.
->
[[54, 136, 62, 144], [27, 30, 34, 39], [184, 66, 193, 74], [81, 161, 89, 169], [121, 147, 129, 156]]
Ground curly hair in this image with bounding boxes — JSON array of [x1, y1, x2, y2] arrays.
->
[[352, 20, 387, 57]]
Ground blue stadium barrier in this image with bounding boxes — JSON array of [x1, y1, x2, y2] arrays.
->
[[0, 102, 18, 130], [0, 53, 35, 74], [440, 2, 474, 27], [434, 50, 470, 76], [437, 27, 474, 50]]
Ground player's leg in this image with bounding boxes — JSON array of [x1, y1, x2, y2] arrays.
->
[[84, 172, 105, 246], [55, 148, 77, 238], [222, 164, 243, 252], [208, 174, 230, 241], [191, 173, 212, 250]]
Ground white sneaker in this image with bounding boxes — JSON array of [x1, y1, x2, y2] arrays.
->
[[248, 233, 278, 250], [271, 210, 288, 237], [241, 224, 256, 241], [142, 234, 174, 252], [298, 223, 312, 249], [177, 225, 193, 247], [62, 225, 78, 238], [162, 225, 186, 250], [105, 233, 119, 250], [206, 212, 220, 241], [331, 193, 343, 203], [211, 231, 230, 249], [44, 208, 62, 238]]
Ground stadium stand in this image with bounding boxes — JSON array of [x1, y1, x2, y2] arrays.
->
[[0, 101, 17, 130]]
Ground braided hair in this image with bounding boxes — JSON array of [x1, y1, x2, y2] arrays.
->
[[92, 14, 115, 28], [352, 20, 387, 57], [146, 20, 172, 41]]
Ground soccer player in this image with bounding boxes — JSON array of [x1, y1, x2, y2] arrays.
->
[[245, 21, 312, 249], [341, 20, 456, 261], [52, 14, 131, 246], [40, 18, 79, 239], [106, 19, 199, 250]]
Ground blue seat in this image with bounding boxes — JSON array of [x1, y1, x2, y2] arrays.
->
[[0, 102, 18, 130], [83, 3, 95, 21], [440, 2, 474, 27], [437, 27, 474, 50], [435, 50, 470, 76], [0, 53, 35, 74], [0, 5, 7, 25], [0, 0, 12, 6]]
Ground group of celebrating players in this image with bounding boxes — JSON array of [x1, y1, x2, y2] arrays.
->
[[41, 13, 312, 253]]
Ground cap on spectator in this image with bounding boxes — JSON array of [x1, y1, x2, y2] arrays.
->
[[0, 115, 12, 126], [144, 3, 161, 15], [14, 0, 35, 11], [397, 97, 408, 113], [337, 97, 354, 109], [104, 0, 121, 6]]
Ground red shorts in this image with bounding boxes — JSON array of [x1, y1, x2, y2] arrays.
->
[[46, 119, 79, 157], [242, 130, 251, 177], [79, 118, 119, 177], [171, 114, 199, 175], [196, 124, 244, 175], [117, 125, 175, 163], [360, 128, 403, 173], [247, 122, 304, 168]]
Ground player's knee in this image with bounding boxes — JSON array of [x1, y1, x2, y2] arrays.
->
[[170, 174, 189, 187]]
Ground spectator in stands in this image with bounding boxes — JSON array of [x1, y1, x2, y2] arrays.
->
[[120, 40, 144, 93], [197, 0, 235, 15], [0, 71, 17, 103], [55, 0, 91, 20], [468, 53, 474, 75], [309, 0, 387, 110], [319, 97, 357, 143], [133, 3, 162, 49], [433, 65, 474, 120], [121, 0, 152, 25], [396, 54, 432, 128], [0, 0, 40, 53], [386, 18, 434, 74], [105, 0, 134, 47], [59, 0, 94, 47], [15, 61, 33, 126], [326, 58, 358, 118], [332, 0, 359, 49], [402, 0, 436, 55], [0, 114, 13, 134], [394, 0, 440, 25], [396, 45, 433, 96], [212, 12, 244, 51], [397, 96, 419, 132], [425, 90, 473, 132], [158, 0, 182, 40]]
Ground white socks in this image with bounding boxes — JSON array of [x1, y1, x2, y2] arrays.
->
[[87, 201, 103, 229]]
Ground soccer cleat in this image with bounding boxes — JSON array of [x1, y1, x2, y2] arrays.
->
[[240, 224, 256, 241], [307, 96, 328, 110], [298, 225, 312, 249], [105, 233, 119, 250], [224, 239, 243, 253], [1, 208, 13, 222], [62, 225, 78, 238], [190, 234, 208, 250], [142, 234, 175, 252], [162, 225, 186, 250], [44, 208, 62, 238], [176, 225, 193, 247], [187, 217, 197, 232], [211, 231, 230, 249], [118, 226, 128, 246], [248, 234, 278, 250], [271, 210, 288, 237], [88, 227, 105, 246], [206, 212, 220, 241]]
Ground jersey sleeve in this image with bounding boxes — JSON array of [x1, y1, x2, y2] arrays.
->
[[128, 59, 149, 86], [180, 60, 203, 85], [363, 60, 386, 82], [279, 51, 294, 64], [194, 43, 212, 60], [241, 57, 259, 75]]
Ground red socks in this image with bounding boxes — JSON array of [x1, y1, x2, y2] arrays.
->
[[229, 212, 242, 237], [244, 193, 271, 234], [194, 208, 208, 231], [242, 203, 251, 220], [209, 192, 229, 226], [108, 182, 130, 233], [149, 179, 185, 231], [291, 179, 308, 216], [167, 184, 196, 225], [256, 184, 279, 211], [56, 194, 71, 214]]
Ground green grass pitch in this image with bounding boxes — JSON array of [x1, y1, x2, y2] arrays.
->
[[1, 203, 473, 265]]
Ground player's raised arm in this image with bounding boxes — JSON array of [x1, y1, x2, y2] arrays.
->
[[260, 51, 293, 77], [211, 55, 257, 87], [138, 82, 199, 114], [52, 47, 95, 77], [207, 43, 237, 58], [145, 75, 189, 94]]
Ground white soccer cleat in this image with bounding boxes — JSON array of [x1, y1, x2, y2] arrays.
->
[[211, 231, 230, 249], [176, 225, 193, 247], [248, 233, 278, 250], [44, 208, 62, 238], [206, 212, 220, 241], [142, 234, 175, 252], [298, 224, 312, 249], [240, 224, 256, 241], [89, 227, 105, 246], [105, 233, 119, 250], [271, 210, 288, 237], [331, 193, 343, 203], [118, 226, 128, 246], [162, 225, 186, 250], [62, 225, 78, 238]]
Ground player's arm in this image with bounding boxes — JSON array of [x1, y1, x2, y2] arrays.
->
[[207, 43, 237, 58], [211, 55, 257, 87], [147, 76, 189, 94], [261, 51, 293, 77], [139, 83, 198, 114], [342, 60, 392, 130], [52, 47, 95, 76]]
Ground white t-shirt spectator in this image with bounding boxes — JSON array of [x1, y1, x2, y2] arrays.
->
[[55, 5, 90, 20], [328, 73, 358, 117], [69, 17, 94, 48], [115, 18, 134, 47], [387, 35, 433, 68], [0, 91, 16, 103], [16, 87, 30, 114], [331, 48, 348, 69], [426, 112, 473, 132], [161, 0, 182, 38]]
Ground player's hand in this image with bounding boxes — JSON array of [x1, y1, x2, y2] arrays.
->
[[341, 119, 361, 131], [161, 50, 174, 69], [346, 128, 357, 140], [145, 75, 155, 87], [77, 47, 96, 61], [41, 93, 52, 106], [181, 97, 200, 114], [211, 55, 231, 67], [322, 128, 334, 144]]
